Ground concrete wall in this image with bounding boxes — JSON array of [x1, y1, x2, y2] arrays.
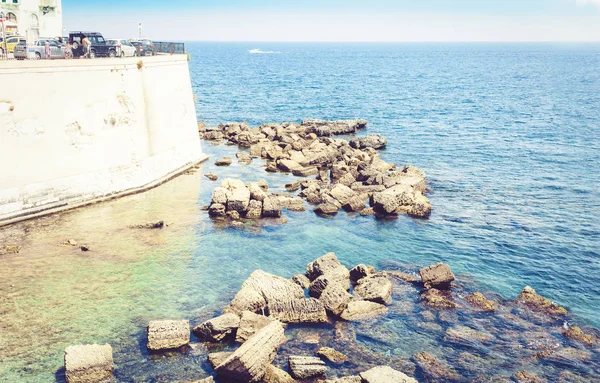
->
[[0, 55, 206, 225]]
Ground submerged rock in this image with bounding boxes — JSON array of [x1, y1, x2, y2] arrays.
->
[[513, 370, 546, 383], [193, 313, 240, 342], [359, 365, 418, 383], [208, 352, 233, 369], [419, 263, 455, 289], [412, 351, 461, 382], [420, 288, 460, 309], [563, 326, 597, 345], [466, 292, 496, 311], [263, 365, 296, 383], [317, 347, 348, 364], [215, 320, 286, 382], [340, 300, 388, 321], [147, 320, 190, 351], [516, 286, 567, 316], [64, 344, 113, 383], [288, 355, 327, 379], [205, 173, 218, 181]]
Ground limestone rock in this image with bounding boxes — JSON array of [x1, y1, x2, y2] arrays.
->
[[317, 347, 348, 364], [306, 252, 346, 281], [236, 311, 274, 343], [343, 196, 367, 212], [215, 157, 233, 166], [215, 321, 286, 382], [354, 274, 393, 305], [64, 344, 113, 383], [204, 173, 218, 181], [193, 313, 240, 342], [309, 269, 350, 298], [513, 371, 545, 383], [268, 298, 327, 323], [291, 274, 310, 289], [563, 326, 597, 345], [293, 166, 319, 177], [314, 203, 340, 215], [370, 185, 415, 215], [407, 191, 431, 218], [278, 159, 303, 172], [225, 270, 305, 314], [227, 187, 251, 213], [237, 152, 253, 164], [263, 197, 282, 218], [349, 264, 372, 282], [466, 292, 496, 311], [420, 288, 460, 309], [324, 377, 362, 383], [248, 182, 268, 202], [263, 365, 297, 383], [444, 325, 495, 346], [319, 285, 353, 316], [359, 366, 418, 383], [208, 352, 233, 368], [208, 203, 226, 217], [349, 134, 388, 150], [412, 351, 461, 382], [419, 263, 455, 289], [211, 187, 231, 205], [288, 356, 327, 379], [328, 184, 356, 206], [245, 199, 263, 219], [340, 301, 388, 321], [190, 377, 215, 383], [147, 320, 190, 350], [516, 286, 567, 316]]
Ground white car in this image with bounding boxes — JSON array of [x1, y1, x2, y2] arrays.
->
[[106, 39, 137, 57]]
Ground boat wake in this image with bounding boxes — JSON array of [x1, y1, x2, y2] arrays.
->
[[248, 48, 282, 54]]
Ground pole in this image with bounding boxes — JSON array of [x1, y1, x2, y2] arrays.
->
[[138, 22, 142, 39], [1, 16, 7, 60]]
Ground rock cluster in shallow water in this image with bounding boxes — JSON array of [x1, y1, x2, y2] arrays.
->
[[200, 120, 432, 219]]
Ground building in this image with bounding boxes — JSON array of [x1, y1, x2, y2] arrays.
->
[[0, 0, 62, 42]]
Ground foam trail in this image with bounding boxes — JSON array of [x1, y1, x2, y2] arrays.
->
[[248, 48, 282, 54]]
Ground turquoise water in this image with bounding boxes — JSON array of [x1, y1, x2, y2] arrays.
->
[[0, 43, 599, 382]]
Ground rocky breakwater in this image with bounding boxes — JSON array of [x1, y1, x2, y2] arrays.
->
[[200, 120, 431, 219], [207, 178, 306, 225], [192, 252, 418, 382]]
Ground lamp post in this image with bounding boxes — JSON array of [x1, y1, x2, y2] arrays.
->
[[138, 22, 142, 39], [0, 12, 7, 60]]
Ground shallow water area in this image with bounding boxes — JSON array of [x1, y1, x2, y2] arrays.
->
[[1, 43, 600, 382]]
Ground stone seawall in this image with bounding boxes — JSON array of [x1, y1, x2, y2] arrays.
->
[[0, 55, 206, 226]]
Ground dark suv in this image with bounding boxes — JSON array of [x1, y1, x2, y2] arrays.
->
[[69, 31, 117, 58]]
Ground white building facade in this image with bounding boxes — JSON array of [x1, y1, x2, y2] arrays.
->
[[1, 0, 63, 42]]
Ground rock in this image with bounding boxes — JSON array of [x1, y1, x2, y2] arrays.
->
[[412, 352, 460, 382], [360, 207, 375, 216], [0, 244, 22, 255], [328, 184, 356, 205], [370, 185, 415, 215], [343, 196, 366, 212], [359, 365, 418, 383], [227, 187, 251, 213], [225, 270, 305, 314], [190, 377, 215, 383], [349, 134, 388, 150], [317, 347, 348, 364], [193, 313, 240, 342], [80, 245, 90, 252], [513, 371, 545, 383], [262, 197, 282, 218], [129, 221, 165, 229], [306, 252, 346, 281], [309, 269, 350, 298], [263, 365, 296, 383], [64, 344, 113, 383], [211, 187, 231, 205], [349, 264, 372, 282], [147, 320, 190, 350], [208, 352, 233, 368], [215, 157, 233, 166], [516, 286, 567, 316], [245, 200, 263, 219], [215, 321, 286, 382], [278, 159, 303, 172], [288, 356, 327, 379], [236, 311, 274, 343], [407, 192, 431, 218], [203, 130, 224, 140], [266, 162, 278, 172], [292, 274, 310, 289], [285, 181, 302, 192], [248, 182, 268, 202], [237, 152, 253, 164], [314, 203, 340, 215], [208, 203, 227, 217], [319, 285, 353, 316], [563, 326, 597, 345], [444, 325, 495, 347], [293, 166, 319, 177], [466, 292, 496, 311], [354, 274, 393, 305], [419, 263, 455, 289], [205, 173, 218, 181], [340, 301, 388, 321], [227, 211, 241, 220], [420, 288, 460, 309], [268, 298, 327, 323]]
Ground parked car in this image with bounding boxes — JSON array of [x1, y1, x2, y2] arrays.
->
[[106, 39, 137, 57], [130, 38, 155, 56], [69, 31, 117, 58], [4, 35, 26, 53], [14, 39, 65, 60], [130, 41, 147, 56]]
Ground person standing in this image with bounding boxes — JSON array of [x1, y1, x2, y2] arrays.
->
[[45, 40, 51, 60], [82, 36, 90, 58]]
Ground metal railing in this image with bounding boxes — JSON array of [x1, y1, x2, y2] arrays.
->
[[153, 42, 185, 55]]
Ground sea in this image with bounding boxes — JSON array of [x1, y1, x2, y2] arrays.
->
[[0, 42, 599, 382]]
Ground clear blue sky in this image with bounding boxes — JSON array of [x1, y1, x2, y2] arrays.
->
[[62, 0, 600, 41]]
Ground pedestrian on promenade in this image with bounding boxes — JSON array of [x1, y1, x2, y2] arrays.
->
[[45, 40, 51, 60], [82, 36, 90, 58]]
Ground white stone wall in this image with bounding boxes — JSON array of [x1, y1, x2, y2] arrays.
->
[[0, 55, 205, 224], [1, 0, 63, 41]]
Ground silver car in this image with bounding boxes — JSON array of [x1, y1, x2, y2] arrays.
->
[[14, 39, 65, 60]]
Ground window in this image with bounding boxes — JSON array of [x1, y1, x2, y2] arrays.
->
[[7, 12, 17, 22], [30, 14, 39, 28]]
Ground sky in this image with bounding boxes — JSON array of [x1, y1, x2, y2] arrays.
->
[[62, 0, 600, 42]]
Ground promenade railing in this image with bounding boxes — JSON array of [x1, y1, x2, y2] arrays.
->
[[153, 42, 185, 55]]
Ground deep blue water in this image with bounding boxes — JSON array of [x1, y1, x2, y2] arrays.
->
[[188, 42, 600, 327]]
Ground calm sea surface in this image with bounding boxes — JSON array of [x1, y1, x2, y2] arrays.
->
[[1, 43, 599, 382]]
